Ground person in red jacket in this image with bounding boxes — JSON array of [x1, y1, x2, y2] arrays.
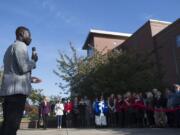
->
[[115, 94, 125, 127], [134, 93, 145, 127], [64, 99, 73, 127], [129, 92, 136, 127]]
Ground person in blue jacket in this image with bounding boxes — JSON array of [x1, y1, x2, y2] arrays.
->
[[94, 96, 108, 127], [172, 84, 180, 127]]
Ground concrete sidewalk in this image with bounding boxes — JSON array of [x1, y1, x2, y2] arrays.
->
[[17, 128, 180, 135]]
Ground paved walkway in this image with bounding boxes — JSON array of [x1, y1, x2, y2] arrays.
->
[[17, 128, 180, 135]]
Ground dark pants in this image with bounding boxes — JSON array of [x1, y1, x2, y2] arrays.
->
[[136, 110, 144, 127], [147, 110, 154, 127], [0, 94, 26, 135], [42, 114, 48, 129], [175, 109, 180, 127], [73, 112, 79, 127], [79, 112, 85, 127], [116, 112, 124, 127], [124, 109, 134, 127], [124, 110, 130, 127], [66, 113, 72, 128], [108, 112, 116, 127], [166, 112, 175, 127], [57, 115, 63, 127]]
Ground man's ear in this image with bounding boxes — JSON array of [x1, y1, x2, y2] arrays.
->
[[18, 31, 25, 41]]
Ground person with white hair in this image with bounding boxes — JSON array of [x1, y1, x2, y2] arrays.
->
[[107, 93, 116, 127], [153, 91, 167, 127], [40, 97, 51, 129], [145, 91, 155, 127], [115, 94, 124, 127], [124, 91, 133, 127], [152, 88, 158, 95]]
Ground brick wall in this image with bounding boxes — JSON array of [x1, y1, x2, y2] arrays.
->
[[93, 34, 127, 54], [154, 19, 180, 84]]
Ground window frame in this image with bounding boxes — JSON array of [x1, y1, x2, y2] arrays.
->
[[176, 35, 180, 48]]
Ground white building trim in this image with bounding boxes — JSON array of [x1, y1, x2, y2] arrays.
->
[[90, 29, 132, 37], [149, 19, 172, 24]]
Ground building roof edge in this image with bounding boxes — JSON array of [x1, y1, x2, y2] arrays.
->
[[149, 19, 172, 24], [90, 29, 132, 37]]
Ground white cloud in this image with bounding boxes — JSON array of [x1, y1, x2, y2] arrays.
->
[[40, 0, 79, 25], [54, 10, 78, 24], [42, 0, 55, 13]]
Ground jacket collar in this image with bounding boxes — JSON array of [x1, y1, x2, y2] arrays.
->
[[15, 40, 26, 46]]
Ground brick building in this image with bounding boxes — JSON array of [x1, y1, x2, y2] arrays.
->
[[83, 18, 180, 85], [153, 19, 180, 85], [82, 29, 131, 57]]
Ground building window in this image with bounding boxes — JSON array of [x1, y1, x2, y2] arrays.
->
[[177, 35, 180, 47], [87, 47, 94, 57]]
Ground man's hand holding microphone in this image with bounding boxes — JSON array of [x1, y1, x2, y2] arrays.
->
[[31, 47, 42, 83], [31, 47, 38, 62]]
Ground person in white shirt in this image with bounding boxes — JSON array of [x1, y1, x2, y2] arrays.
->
[[55, 99, 64, 128]]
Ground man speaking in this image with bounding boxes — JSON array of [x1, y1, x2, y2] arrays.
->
[[0, 26, 38, 135]]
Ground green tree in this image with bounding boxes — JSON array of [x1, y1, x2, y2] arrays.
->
[[28, 89, 44, 105], [53, 43, 84, 96], [49, 95, 61, 104], [55, 45, 166, 98]]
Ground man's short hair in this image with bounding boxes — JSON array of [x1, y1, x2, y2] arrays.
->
[[15, 26, 30, 37]]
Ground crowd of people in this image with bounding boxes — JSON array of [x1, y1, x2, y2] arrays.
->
[[39, 84, 180, 129]]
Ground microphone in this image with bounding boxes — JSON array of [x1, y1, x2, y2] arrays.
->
[[31, 47, 38, 62], [31, 47, 42, 83], [32, 47, 36, 52]]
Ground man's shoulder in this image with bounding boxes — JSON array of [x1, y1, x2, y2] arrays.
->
[[13, 40, 27, 50]]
